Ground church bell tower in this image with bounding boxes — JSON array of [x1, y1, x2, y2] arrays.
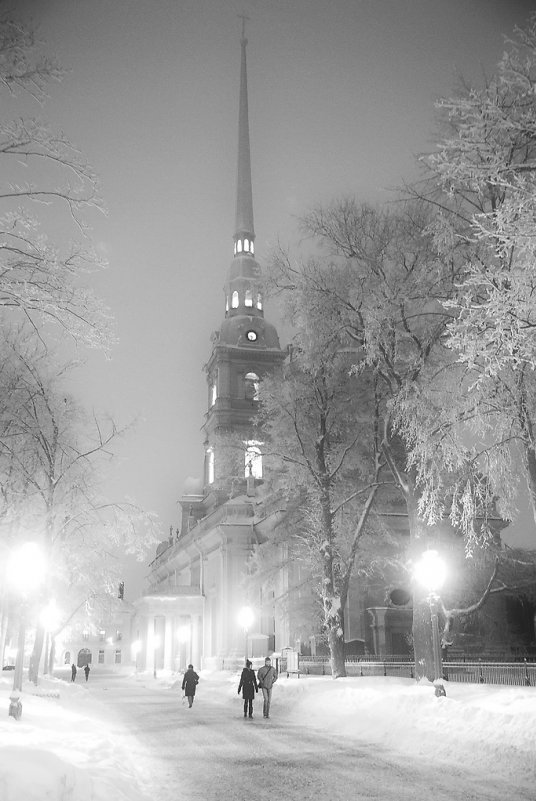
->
[[202, 21, 286, 491]]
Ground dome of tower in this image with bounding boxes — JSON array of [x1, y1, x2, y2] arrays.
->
[[218, 315, 281, 349]]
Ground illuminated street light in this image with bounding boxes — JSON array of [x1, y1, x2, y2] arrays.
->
[[6, 542, 47, 719], [237, 606, 254, 663], [415, 549, 447, 697]]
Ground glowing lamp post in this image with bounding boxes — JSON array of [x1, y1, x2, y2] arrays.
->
[[6, 542, 47, 718], [238, 606, 254, 663], [414, 549, 447, 697]]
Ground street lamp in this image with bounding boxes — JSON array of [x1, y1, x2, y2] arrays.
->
[[6, 542, 47, 718], [237, 606, 254, 663], [414, 549, 447, 697]]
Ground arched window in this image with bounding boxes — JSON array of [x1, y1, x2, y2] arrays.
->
[[244, 237, 249, 252], [225, 295, 229, 312], [245, 372, 259, 400], [237, 239, 243, 253], [250, 241, 254, 255], [231, 291, 239, 308], [210, 381, 217, 407], [245, 289, 253, 307], [256, 293, 263, 310], [245, 441, 262, 479], [206, 447, 215, 485]]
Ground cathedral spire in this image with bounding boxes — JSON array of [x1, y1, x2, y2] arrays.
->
[[234, 15, 255, 257]]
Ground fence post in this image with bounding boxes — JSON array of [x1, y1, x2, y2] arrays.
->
[[479, 659, 484, 684], [524, 658, 530, 687]]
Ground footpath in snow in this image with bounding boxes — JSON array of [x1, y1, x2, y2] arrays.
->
[[0, 668, 535, 800]]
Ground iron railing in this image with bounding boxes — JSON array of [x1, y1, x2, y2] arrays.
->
[[278, 654, 536, 687]]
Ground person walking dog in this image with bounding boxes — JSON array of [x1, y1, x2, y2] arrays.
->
[[238, 659, 258, 718], [257, 657, 277, 718], [182, 664, 199, 708]]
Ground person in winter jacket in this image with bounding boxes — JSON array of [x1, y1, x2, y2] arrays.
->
[[257, 657, 277, 718], [182, 664, 199, 708], [71, 664, 77, 682], [238, 659, 258, 718]]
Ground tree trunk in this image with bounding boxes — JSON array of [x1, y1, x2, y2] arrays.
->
[[326, 609, 346, 678], [48, 637, 56, 674], [524, 440, 536, 536], [0, 605, 8, 668], [28, 622, 45, 684]]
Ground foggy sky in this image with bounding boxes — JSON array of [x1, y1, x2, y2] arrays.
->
[[14, 0, 536, 596]]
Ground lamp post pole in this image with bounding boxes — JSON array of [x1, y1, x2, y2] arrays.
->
[[429, 592, 446, 696], [414, 549, 447, 698], [7, 542, 47, 720]]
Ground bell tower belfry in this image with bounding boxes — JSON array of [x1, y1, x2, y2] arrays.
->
[[202, 21, 286, 491]]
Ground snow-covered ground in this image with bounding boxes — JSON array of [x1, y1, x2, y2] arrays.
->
[[0, 667, 534, 800]]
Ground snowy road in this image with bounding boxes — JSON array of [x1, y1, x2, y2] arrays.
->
[[88, 672, 530, 801]]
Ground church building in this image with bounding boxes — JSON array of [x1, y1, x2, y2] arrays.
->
[[132, 25, 288, 672]]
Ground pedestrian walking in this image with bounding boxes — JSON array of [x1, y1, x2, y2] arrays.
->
[[71, 663, 77, 682], [84, 664, 90, 682], [257, 657, 277, 718], [238, 659, 258, 718], [182, 664, 199, 708]]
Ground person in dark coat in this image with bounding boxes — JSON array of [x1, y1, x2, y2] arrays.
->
[[71, 664, 77, 682], [182, 664, 199, 708], [238, 659, 258, 718], [84, 664, 90, 682]]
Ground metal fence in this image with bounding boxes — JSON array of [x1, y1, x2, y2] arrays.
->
[[278, 654, 536, 687]]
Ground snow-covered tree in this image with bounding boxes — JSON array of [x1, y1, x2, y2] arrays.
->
[[258, 245, 401, 677], [0, 11, 112, 350], [406, 14, 536, 532], [0, 332, 160, 681]]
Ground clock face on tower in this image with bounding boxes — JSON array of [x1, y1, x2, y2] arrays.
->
[[246, 330, 258, 342]]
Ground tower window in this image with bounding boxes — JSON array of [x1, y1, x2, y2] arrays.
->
[[245, 372, 259, 400], [245, 289, 253, 307], [245, 441, 262, 479], [256, 293, 263, 310], [237, 240, 243, 253], [206, 447, 215, 485], [210, 381, 217, 407], [231, 291, 239, 309], [225, 295, 229, 312], [251, 241, 254, 255], [244, 238, 249, 252]]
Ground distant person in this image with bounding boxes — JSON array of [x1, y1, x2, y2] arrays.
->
[[238, 659, 258, 718], [84, 664, 90, 682], [257, 657, 277, 719], [182, 664, 199, 708], [71, 664, 77, 682]]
